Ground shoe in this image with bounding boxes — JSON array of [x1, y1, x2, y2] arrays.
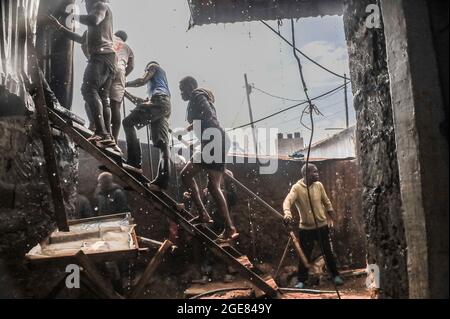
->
[[333, 276, 344, 286], [294, 282, 306, 289], [99, 135, 116, 146], [147, 158, 170, 191], [87, 134, 104, 143], [123, 162, 143, 175], [111, 144, 123, 154]]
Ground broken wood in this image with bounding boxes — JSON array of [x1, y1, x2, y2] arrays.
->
[[28, 40, 69, 232], [75, 250, 122, 299], [137, 236, 165, 249], [289, 231, 311, 268], [236, 255, 254, 269], [128, 240, 173, 299], [254, 275, 279, 298], [46, 273, 70, 299], [224, 171, 310, 268]]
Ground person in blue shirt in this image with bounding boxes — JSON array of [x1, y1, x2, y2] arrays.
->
[[123, 62, 171, 191]]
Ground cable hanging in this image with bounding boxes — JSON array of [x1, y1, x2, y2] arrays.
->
[[261, 20, 348, 81], [227, 83, 347, 132], [290, 18, 341, 299], [251, 85, 304, 102]]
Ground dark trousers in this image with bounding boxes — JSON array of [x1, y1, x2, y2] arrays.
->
[[298, 226, 339, 282], [122, 95, 170, 167], [81, 54, 115, 136]]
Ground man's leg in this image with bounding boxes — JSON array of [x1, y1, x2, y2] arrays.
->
[[149, 141, 171, 190], [207, 170, 238, 240], [110, 99, 122, 142], [147, 99, 171, 190], [122, 109, 146, 170], [298, 229, 315, 284], [100, 73, 114, 137], [85, 102, 95, 131], [181, 161, 212, 223], [109, 70, 125, 142], [318, 226, 340, 279], [81, 60, 109, 139]]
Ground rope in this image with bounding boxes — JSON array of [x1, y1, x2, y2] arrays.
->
[[290, 18, 341, 299], [261, 20, 348, 81]]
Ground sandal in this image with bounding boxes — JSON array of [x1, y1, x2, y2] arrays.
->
[[189, 214, 213, 225], [216, 228, 239, 243]]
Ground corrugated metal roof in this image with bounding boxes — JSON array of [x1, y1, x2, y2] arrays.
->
[[0, 0, 40, 111], [187, 0, 343, 27]]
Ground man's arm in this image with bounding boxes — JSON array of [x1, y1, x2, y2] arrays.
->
[[126, 64, 157, 88], [320, 183, 335, 226], [48, 15, 84, 43], [282, 185, 299, 220], [125, 51, 135, 77], [77, 2, 108, 26]]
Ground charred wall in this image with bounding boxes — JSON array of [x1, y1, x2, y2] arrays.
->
[[78, 150, 366, 273], [0, 117, 78, 298], [343, 0, 408, 298]]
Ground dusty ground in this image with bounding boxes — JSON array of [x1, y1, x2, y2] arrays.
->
[[188, 275, 372, 299]]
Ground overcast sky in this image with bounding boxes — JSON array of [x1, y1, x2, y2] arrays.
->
[[71, 0, 354, 150]]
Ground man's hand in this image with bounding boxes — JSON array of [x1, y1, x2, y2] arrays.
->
[[326, 216, 335, 228], [48, 15, 63, 29], [283, 214, 294, 227]]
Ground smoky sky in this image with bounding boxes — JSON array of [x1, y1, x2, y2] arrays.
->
[[70, 0, 354, 149]]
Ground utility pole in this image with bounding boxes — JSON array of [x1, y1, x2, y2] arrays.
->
[[244, 74, 259, 159], [344, 73, 349, 128]]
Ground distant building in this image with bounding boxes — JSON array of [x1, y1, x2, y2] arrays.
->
[[277, 132, 304, 157], [299, 126, 356, 160]]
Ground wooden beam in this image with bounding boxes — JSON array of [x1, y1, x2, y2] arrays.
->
[[75, 250, 123, 299], [28, 39, 69, 232], [128, 240, 173, 299]]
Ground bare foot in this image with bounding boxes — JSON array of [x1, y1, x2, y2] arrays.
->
[[189, 213, 213, 225], [216, 228, 239, 243]]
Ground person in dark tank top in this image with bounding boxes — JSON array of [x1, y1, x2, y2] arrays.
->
[[57, 0, 118, 148]]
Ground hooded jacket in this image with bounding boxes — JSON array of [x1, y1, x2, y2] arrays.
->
[[283, 179, 334, 229]]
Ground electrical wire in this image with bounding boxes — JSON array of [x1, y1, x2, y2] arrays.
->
[[261, 20, 348, 81], [227, 83, 348, 132], [290, 18, 341, 299], [251, 85, 304, 102]]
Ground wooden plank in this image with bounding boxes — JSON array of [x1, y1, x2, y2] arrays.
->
[[137, 236, 165, 249], [49, 229, 100, 244], [75, 250, 123, 299], [27, 248, 140, 267], [46, 273, 70, 299], [68, 213, 129, 226], [128, 240, 173, 299], [28, 40, 69, 231], [254, 275, 279, 298], [236, 255, 254, 269]]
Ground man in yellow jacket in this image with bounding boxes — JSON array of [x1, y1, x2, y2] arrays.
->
[[283, 163, 344, 289]]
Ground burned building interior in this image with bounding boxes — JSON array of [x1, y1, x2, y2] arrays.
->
[[0, 0, 448, 300]]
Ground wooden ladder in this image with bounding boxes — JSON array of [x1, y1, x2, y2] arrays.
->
[[48, 109, 280, 298]]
